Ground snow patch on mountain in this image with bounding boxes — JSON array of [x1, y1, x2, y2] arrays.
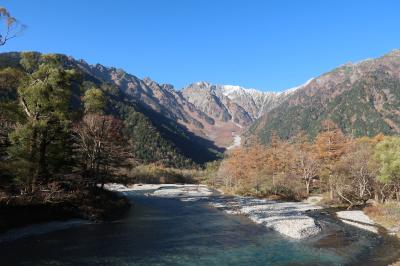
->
[[281, 78, 314, 95]]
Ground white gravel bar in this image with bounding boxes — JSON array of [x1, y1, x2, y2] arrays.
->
[[152, 185, 213, 198], [336, 210, 378, 234], [210, 197, 322, 239], [105, 183, 323, 239]]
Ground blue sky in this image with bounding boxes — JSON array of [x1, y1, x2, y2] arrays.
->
[[1, 0, 400, 91]]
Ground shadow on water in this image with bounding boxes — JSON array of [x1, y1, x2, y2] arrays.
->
[[0, 193, 399, 266]]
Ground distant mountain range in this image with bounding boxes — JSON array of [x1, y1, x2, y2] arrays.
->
[[1, 50, 400, 164], [181, 82, 292, 146]]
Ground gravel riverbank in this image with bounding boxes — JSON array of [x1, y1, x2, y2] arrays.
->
[[105, 183, 323, 239]]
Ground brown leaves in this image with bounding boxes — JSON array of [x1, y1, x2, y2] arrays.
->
[[315, 120, 348, 162], [73, 114, 125, 185]]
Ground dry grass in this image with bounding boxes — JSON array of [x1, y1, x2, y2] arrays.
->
[[364, 202, 400, 266], [113, 164, 203, 185], [364, 202, 400, 236]]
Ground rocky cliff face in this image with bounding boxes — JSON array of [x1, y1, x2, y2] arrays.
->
[[181, 82, 290, 126], [76, 62, 216, 133]]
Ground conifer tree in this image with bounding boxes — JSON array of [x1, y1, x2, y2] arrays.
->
[[8, 54, 76, 191]]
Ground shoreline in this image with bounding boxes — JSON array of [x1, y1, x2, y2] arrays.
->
[[106, 183, 399, 241], [1, 182, 396, 251], [1, 183, 399, 265], [363, 203, 400, 266], [105, 183, 324, 239], [0, 187, 131, 238], [0, 219, 89, 243]]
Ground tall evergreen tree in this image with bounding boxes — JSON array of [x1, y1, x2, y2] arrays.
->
[[8, 54, 76, 191]]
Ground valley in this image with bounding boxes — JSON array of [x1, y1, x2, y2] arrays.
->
[[2, 184, 400, 266], [1, 3, 400, 265]]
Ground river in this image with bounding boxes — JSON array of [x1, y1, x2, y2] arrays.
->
[[0, 189, 399, 265]]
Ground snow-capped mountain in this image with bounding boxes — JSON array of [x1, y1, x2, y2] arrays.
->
[[181, 81, 293, 127]]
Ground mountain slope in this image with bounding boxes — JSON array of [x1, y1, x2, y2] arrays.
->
[[248, 50, 400, 143], [182, 82, 284, 125], [181, 82, 292, 147], [0, 52, 222, 166]]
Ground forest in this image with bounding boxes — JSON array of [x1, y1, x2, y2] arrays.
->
[[206, 120, 400, 209], [0, 50, 207, 231], [0, 52, 137, 230]]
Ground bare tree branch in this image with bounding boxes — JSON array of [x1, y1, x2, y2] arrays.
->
[[0, 6, 26, 46]]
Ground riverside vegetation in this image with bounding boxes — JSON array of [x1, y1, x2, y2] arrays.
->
[[0, 6, 212, 230], [206, 122, 400, 207], [0, 50, 204, 232], [202, 121, 400, 243], [0, 53, 133, 231]]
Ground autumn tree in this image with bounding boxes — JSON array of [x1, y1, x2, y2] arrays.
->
[[292, 133, 319, 196], [332, 139, 372, 208], [244, 144, 268, 195], [315, 120, 348, 200], [217, 147, 247, 192], [74, 88, 125, 188], [265, 133, 285, 189], [74, 114, 124, 187], [349, 138, 378, 200]]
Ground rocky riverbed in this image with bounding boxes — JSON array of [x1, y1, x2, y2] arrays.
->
[[105, 183, 323, 239], [2, 183, 400, 265], [104, 183, 393, 240]]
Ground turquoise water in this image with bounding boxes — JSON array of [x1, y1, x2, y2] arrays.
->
[[0, 194, 399, 265]]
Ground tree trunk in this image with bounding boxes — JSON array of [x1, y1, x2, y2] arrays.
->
[[380, 190, 386, 203], [38, 134, 48, 181], [374, 191, 379, 202], [329, 175, 335, 200], [305, 180, 310, 196], [29, 125, 38, 193], [337, 190, 354, 210]]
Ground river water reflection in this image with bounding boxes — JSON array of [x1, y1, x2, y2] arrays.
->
[[0, 192, 399, 266]]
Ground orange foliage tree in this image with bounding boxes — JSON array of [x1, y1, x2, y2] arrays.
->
[[314, 120, 348, 200]]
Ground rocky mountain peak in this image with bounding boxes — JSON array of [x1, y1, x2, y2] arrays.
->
[[181, 82, 291, 126], [384, 49, 400, 57]]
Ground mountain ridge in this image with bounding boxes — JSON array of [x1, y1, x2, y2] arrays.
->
[[2, 49, 399, 157], [247, 49, 400, 144]]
